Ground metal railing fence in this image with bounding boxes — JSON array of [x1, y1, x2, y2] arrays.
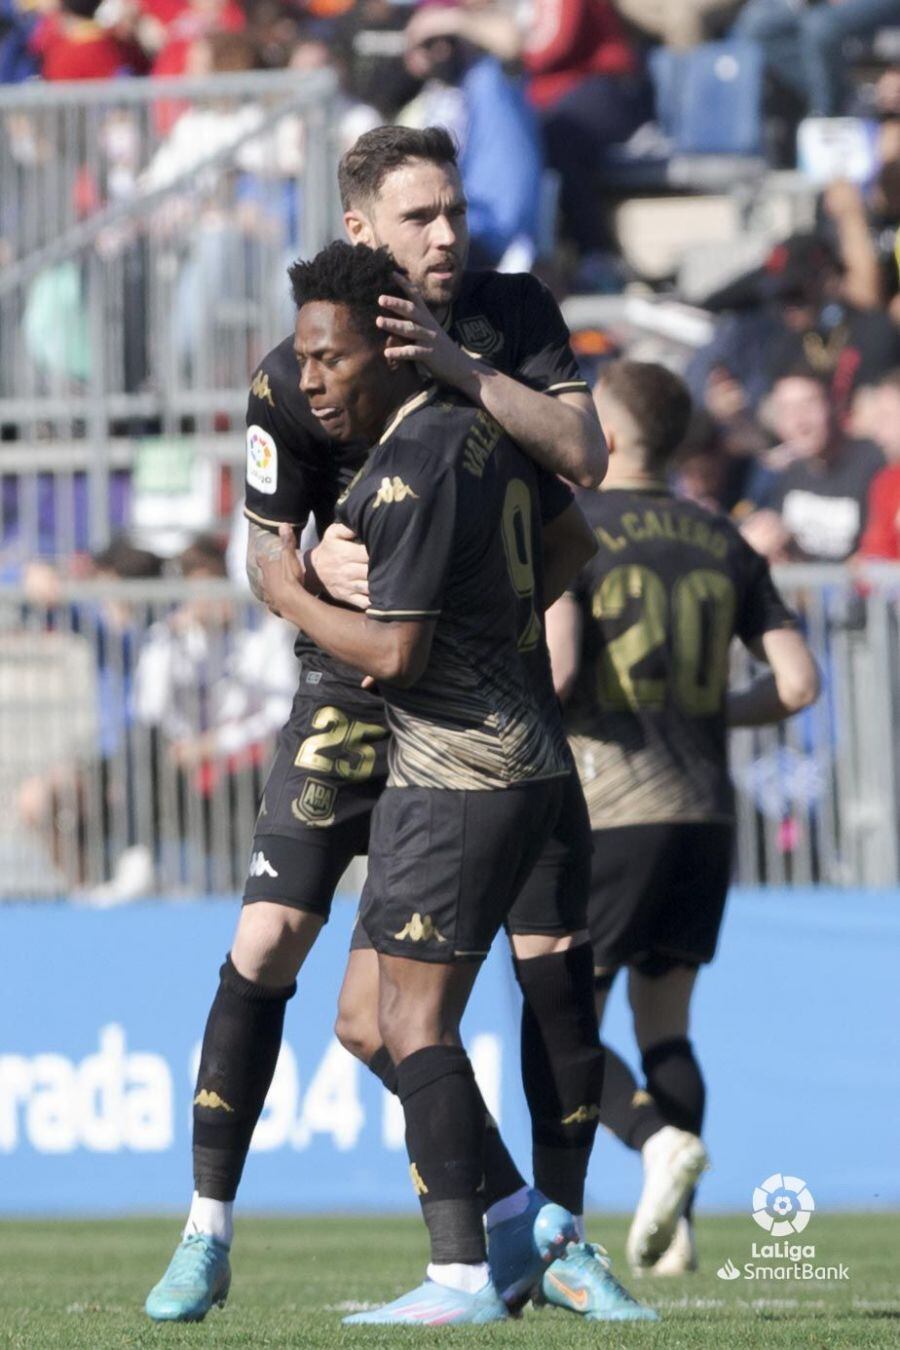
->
[[0, 71, 343, 547], [1, 566, 898, 901]]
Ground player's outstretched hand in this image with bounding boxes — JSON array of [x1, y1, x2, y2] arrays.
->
[[257, 524, 304, 616], [378, 273, 471, 386], [312, 522, 369, 609]]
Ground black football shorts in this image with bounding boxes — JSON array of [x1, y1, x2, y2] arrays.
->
[[588, 821, 734, 974], [358, 775, 576, 963], [242, 681, 389, 917]]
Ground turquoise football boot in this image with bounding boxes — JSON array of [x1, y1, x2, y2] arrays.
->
[[489, 1193, 576, 1308], [538, 1240, 659, 1321], [343, 1278, 508, 1325], [145, 1233, 231, 1322]]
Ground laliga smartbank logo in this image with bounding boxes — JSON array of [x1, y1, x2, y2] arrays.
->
[[752, 1172, 815, 1235], [716, 1174, 849, 1283]]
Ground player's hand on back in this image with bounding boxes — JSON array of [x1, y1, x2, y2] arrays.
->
[[311, 523, 370, 609], [378, 273, 472, 388]]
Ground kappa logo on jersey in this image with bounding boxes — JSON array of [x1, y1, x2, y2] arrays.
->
[[372, 476, 419, 510], [456, 314, 504, 357], [247, 425, 278, 495], [248, 850, 278, 878], [250, 370, 275, 406], [393, 913, 446, 943], [291, 778, 338, 827]]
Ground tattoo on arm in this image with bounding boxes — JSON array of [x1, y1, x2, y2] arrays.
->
[[246, 522, 287, 603]]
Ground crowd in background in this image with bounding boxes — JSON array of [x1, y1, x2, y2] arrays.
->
[[4, 0, 900, 894]]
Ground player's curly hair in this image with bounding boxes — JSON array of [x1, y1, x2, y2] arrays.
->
[[288, 241, 404, 339]]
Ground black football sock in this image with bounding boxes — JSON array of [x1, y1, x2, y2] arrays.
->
[[367, 1044, 399, 1094], [599, 1043, 668, 1151], [515, 945, 604, 1216], [396, 1045, 487, 1264], [366, 1044, 526, 1212], [641, 1036, 705, 1136], [193, 955, 296, 1202], [642, 1036, 706, 1222], [481, 1112, 529, 1211]]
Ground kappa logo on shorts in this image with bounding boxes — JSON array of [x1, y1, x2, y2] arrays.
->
[[249, 851, 278, 878], [292, 778, 338, 827], [393, 913, 446, 943], [456, 314, 504, 357]]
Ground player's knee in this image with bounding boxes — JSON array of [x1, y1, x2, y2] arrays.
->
[[334, 1002, 381, 1063], [232, 902, 320, 986]]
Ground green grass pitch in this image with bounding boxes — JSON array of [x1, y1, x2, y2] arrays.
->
[[1, 1215, 897, 1349]]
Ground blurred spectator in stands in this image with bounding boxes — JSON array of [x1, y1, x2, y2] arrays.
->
[[399, 0, 649, 275], [287, 27, 379, 152], [523, 0, 650, 278], [857, 368, 900, 557], [133, 533, 293, 781], [148, 0, 244, 76], [733, 0, 900, 117], [761, 367, 884, 560], [141, 31, 306, 374], [616, 0, 743, 48], [334, 0, 423, 120], [1, 0, 46, 82], [690, 196, 900, 424], [30, 0, 147, 79], [398, 6, 542, 269], [16, 535, 162, 901]]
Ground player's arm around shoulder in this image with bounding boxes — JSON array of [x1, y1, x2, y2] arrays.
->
[[255, 523, 434, 688], [378, 273, 608, 488]]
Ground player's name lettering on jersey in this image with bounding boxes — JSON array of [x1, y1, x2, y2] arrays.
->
[[372, 476, 419, 510], [596, 509, 728, 559], [250, 370, 275, 406], [462, 410, 503, 479]]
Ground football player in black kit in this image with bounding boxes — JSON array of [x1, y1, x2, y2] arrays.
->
[[145, 129, 653, 1325], [547, 361, 820, 1277]]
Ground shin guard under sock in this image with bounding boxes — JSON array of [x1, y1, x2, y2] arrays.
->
[[367, 1044, 526, 1212], [396, 1045, 487, 1264], [193, 955, 295, 1201], [515, 945, 604, 1215]]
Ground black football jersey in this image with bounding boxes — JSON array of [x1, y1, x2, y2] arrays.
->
[[337, 387, 574, 790], [242, 271, 588, 691], [565, 483, 796, 826]]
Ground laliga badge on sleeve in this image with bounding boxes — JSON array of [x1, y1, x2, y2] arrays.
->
[[247, 425, 278, 495]]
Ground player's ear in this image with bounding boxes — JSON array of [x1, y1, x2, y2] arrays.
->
[[344, 209, 375, 248], [605, 425, 618, 457]]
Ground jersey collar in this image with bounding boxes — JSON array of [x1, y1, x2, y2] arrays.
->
[[378, 386, 438, 444], [602, 477, 671, 495]]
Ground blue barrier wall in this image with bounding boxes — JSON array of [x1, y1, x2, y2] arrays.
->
[[1, 889, 897, 1215]]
